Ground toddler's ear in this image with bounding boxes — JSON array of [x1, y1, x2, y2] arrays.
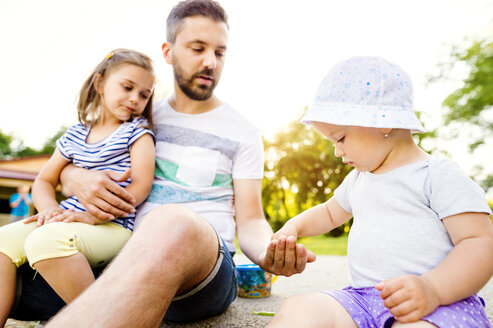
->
[[381, 128, 392, 136]]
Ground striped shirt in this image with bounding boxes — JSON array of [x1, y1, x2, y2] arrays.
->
[[56, 117, 154, 231]]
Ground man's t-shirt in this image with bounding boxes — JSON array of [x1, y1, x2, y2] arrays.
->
[[135, 99, 264, 252]]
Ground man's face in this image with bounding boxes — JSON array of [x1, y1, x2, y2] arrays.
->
[[166, 16, 228, 101]]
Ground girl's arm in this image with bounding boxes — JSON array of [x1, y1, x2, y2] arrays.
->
[[125, 133, 155, 206], [377, 212, 493, 323], [27, 149, 70, 225], [57, 133, 155, 225]]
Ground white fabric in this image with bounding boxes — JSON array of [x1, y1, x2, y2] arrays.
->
[[334, 157, 491, 288], [135, 99, 264, 251], [301, 56, 426, 133]]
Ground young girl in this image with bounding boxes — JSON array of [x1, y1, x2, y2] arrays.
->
[[267, 56, 493, 327], [0, 48, 156, 325]]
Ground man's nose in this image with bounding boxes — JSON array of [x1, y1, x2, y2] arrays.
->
[[202, 50, 217, 69]]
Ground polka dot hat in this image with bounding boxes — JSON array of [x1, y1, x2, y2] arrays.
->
[[301, 56, 426, 133]]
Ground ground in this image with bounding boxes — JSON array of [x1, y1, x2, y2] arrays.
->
[[6, 254, 493, 327]]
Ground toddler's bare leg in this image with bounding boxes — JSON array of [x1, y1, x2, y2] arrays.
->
[[267, 292, 358, 328], [0, 253, 16, 326], [392, 321, 437, 327]]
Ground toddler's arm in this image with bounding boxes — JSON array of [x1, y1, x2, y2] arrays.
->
[[377, 211, 493, 323], [261, 198, 352, 274], [273, 198, 352, 239]]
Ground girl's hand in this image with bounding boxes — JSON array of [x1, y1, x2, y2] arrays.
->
[[376, 274, 440, 323], [46, 210, 109, 225], [24, 206, 65, 227]]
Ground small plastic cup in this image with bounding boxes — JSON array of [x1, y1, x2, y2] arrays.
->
[[236, 264, 273, 298]]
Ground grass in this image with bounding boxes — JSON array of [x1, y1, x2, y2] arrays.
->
[[235, 234, 348, 256]]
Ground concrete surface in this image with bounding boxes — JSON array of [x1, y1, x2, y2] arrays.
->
[[161, 254, 493, 328]]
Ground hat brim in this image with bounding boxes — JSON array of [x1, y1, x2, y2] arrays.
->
[[300, 102, 426, 134]]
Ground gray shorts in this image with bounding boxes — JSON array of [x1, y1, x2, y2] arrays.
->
[[164, 235, 237, 322]]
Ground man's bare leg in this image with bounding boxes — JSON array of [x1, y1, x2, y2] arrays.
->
[[33, 252, 95, 303], [46, 204, 219, 328], [0, 253, 16, 327]]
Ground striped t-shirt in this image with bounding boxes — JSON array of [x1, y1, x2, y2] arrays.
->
[[135, 99, 264, 252], [56, 117, 154, 231]]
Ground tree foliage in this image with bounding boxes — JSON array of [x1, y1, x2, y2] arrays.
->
[[0, 126, 67, 159], [431, 37, 493, 189], [262, 120, 353, 235]]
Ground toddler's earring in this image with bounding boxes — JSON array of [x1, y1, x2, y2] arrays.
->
[[384, 133, 389, 138]]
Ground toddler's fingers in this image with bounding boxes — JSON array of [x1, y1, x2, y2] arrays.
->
[[382, 289, 409, 309]]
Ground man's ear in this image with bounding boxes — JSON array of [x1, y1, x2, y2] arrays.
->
[[162, 42, 173, 64]]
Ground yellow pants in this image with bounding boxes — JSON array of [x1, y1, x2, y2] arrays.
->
[[0, 219, 131, 268]]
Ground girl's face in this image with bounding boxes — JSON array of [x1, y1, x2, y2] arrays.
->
[[97, 63, 154, 124], [312, 122, 391, 173]]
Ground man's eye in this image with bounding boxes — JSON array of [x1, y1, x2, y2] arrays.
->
[[337, 136, 345, 143]]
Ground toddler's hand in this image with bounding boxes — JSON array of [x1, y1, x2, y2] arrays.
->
[[376, 274, 440, 323], [24, 206, 65, 227]]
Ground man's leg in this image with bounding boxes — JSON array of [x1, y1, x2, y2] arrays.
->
[[46, 204, 219, 328]]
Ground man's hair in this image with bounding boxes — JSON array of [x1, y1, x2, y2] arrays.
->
[[166, 0, 228, 43]]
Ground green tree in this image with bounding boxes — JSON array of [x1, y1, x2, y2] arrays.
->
[[262, 120, 353, 235], [0, 130, 14, 158], [431, 38, 493, 189]]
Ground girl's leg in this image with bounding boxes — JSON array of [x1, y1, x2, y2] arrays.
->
[[33, 252, 95, 303], [0, 220, 37, 325], [24, 221, 131, 304], [267, 292, 358, 328], [0, 253, 16, 326]]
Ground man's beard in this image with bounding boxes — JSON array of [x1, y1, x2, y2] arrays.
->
[[173, 64, 217, 101]]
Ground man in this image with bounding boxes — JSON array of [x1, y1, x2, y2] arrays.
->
[[46, 0, 315, 326]]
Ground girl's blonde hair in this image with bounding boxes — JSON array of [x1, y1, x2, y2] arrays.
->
[[77, 48, 155, 130]]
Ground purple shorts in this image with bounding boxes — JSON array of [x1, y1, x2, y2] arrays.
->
[[324, 286, 492, 328]]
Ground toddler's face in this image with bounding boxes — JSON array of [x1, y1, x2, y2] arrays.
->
[[311, 122, 391, 173]]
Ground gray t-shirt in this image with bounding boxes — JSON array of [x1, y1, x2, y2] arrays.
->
[[334, 157, 492, 288]]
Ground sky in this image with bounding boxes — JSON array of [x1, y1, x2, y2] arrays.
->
[[1, 0, 492, 180]]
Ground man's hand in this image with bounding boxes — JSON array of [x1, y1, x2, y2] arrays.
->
[[62, 167, 136, 221], [376, 274, 440, 323], [258, 235, 316, 277]]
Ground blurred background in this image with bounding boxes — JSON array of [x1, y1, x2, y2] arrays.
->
[[0, 0, 492, 233]]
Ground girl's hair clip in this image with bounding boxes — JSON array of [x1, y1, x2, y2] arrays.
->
[[106, 52, 115, 60]]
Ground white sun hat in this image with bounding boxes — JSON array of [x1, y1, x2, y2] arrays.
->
[[301, 56, 426, 133]]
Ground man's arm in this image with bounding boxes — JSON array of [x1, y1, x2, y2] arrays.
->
[[234, 179, 315, 277], [59, 164, 137, 221]]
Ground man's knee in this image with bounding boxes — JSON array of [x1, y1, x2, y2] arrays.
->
[[140, 204, 212, 242]]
